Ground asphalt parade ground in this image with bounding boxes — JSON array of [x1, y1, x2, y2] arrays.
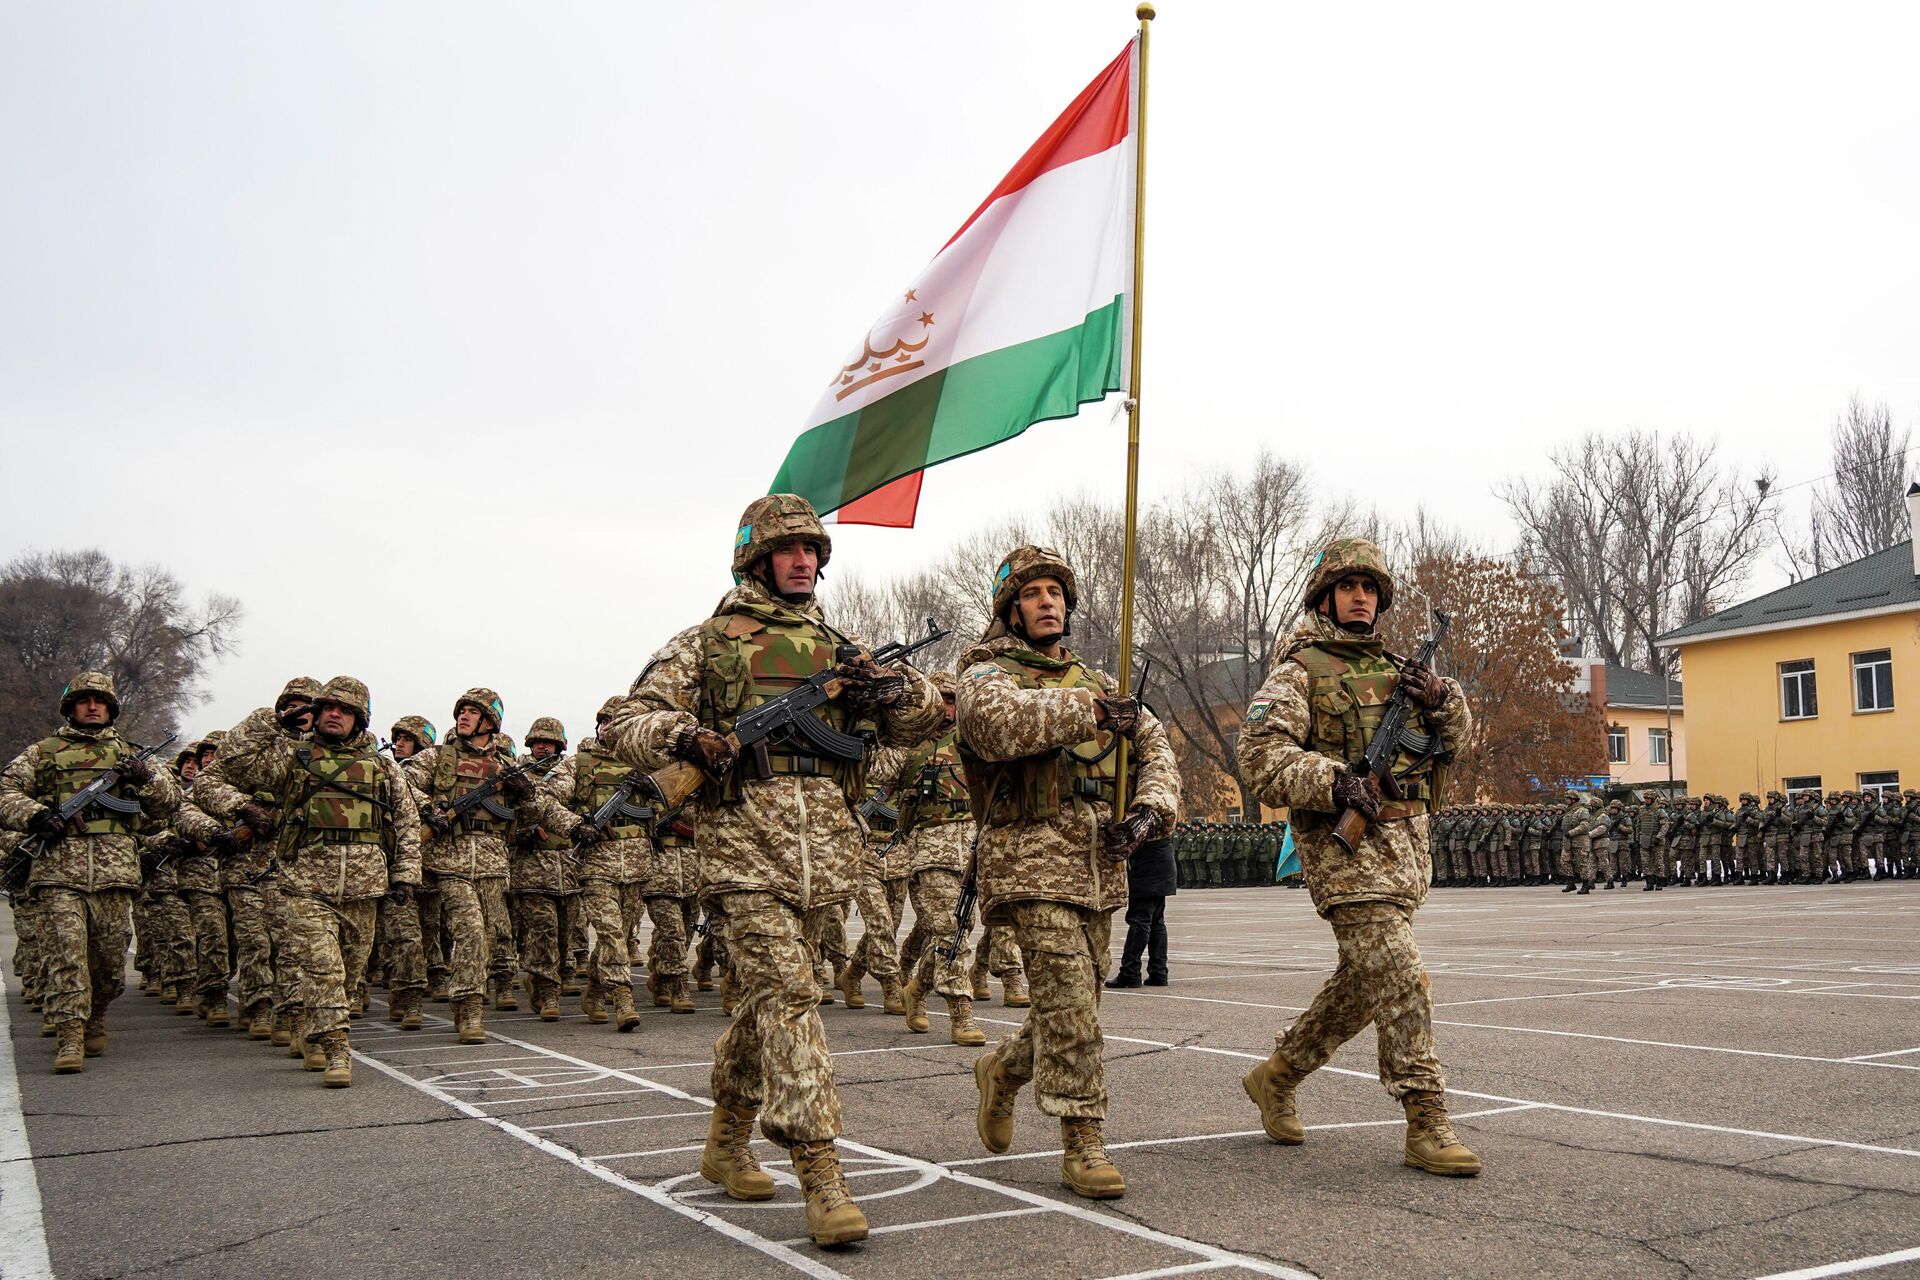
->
[[5, 883, 1919, 1280]]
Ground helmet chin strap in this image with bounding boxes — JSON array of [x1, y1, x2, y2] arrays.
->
[[750, 561, 815, 606]]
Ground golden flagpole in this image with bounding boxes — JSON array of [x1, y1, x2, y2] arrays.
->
[[1114, 2, 1152, 815]]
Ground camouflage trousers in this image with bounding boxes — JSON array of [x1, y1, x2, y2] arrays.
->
[[805, 902, 848, 980], [581, 877, 645, 994], [561, 893, 589, 981], [181, 888, 231, 998], [261, 881, 304, 1019], [695, 896, 731, 982], [512, 891, 567, 988], [10, 895, 47, 1001], [710, 890, 841, 1146], [1565, 843, 1593, 883], [1277, 901, 1444, 1101], [38, 887, 133, 1024], [905, 868, 973, 998], [428, 875, 514, 1002], [1761, 831, 1786, 877], [280, 893, 378, 1039], [645, 894, 695, 979], [132, 895, 153, 978], [1592, 839, 1615, 883], [986, 899, 1112, 1120], [419, 889, 449, 988], [148, 890, 195, 991], [226, 884, 277, 1011], [1519, 838, 1544, 880], [377, 892, 426, 996], [971, 920, 1025, 982], [1824, 838, 1852, 877], [847, 864, 904, 978]]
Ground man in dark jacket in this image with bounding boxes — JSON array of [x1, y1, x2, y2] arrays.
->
[[1105, 835, 1176, 988]]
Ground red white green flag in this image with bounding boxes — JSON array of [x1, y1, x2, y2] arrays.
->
[[770, 40, 1138, 528]]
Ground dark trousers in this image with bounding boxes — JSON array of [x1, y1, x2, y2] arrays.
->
[[1117, 896, 1168, 983]]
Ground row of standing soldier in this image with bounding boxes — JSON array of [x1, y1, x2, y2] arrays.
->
[[1431, 790, 1920, 892], [1169, 820, 1289, 887]]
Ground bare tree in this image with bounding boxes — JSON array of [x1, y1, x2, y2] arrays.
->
[[0, 550, 243, 759], [1809, 397, 1913, 567]]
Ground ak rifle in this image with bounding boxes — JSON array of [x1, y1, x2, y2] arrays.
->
[[1, 734, 177, 895], [1330, 609, 1453, 855]]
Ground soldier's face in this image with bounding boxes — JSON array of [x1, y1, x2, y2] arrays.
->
[[1331, 574, 1378, 628], [1015, 577, 1067, 642], [392, 731, 420, 759], [941, 693, 956, 724], [198, 748, 217, 769], [456, 705, 484, 737], [530, 740, 558, 760], [180, 758, 199, 781], [767, 541, 819, 596], [315, 703, 355, 739], [70, 694, 110, 727]]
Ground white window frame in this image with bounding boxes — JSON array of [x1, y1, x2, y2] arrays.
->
[[1783, 775, 1822, 797], [1780, 660, 1818, 721], [1852, 649, 1894, 713], [1606, 724, 1627, 764], [1647, 728, 1670, 766], [1859, 770, 1900, 798]]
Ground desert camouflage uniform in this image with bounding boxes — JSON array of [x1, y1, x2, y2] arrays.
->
[[898, 725, 980, 1000], [540, 735, 649, 1009], [509, 744, 577, 1006], [646, 815, 701, 994]]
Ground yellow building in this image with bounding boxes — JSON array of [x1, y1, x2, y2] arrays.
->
[[1594, 665, 1686, 789], [1659, 518, 1920, 800]]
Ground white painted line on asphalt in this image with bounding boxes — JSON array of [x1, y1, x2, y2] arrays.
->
[[1840, 1046, 1920, 1062], [1435, 985, 1679, 1008], [1436, 1021, 1920, 1072], [526, 1115, 722, 1133], [0, 993, 54, 1280], [1749, 1243, 1920, 1279], [474, 1088, 659, 1105], [589, 1142, 713, 1159], [351, 1049, 853, 1280], [770, 1204, 1052, 1244], [1099, 1261, 1236, 1280]]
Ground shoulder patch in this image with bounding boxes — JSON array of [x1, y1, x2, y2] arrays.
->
[[1246, 699, 1271, 723], [723, 614, 764, 639]]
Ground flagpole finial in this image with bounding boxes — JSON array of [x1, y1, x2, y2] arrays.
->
[[1136, 2, 1155, 18]]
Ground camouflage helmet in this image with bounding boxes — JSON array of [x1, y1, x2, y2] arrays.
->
[[60, 670, 120, 720], [175, 740, 203, 770], [596, 696, 624, 724], [202, 729, 227, 747], [732, 494, 832, 577], [1738, 791, 1757, 802], [927, 669, 957, 697], [1641, 791, 1659, 803], [496, 733, 518, 757], [315, 676, 372, 730], [454, 687, 505, 732], [390, 714, 437, 747], [1302, 537, 1396, 614], [524, 716, 567, 748], [276, 676, 322, 712], [991, 545, 1079, 620]]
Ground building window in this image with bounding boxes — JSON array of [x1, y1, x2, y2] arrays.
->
[[1647, 728, 1669, 766], [1860, 770, 1900, 798], [1607, 724, 1627, 763], [1783, 775, 1822, 797], [1853, 650, 1894, 713], [1780, 660, 1817, 720]]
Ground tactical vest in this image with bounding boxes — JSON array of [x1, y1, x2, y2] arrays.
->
[[898, 727, 971, 828], [34, 733, 137, 836], [1288, 640, 1438, 820], [697, 602, 867, 803], [432, 740, 513, 833], [281, 740, 392, 852], [960, 650, 1126, 828], [569, 743, 653, 837]]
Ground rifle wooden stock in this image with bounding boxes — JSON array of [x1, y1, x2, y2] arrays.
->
[[1330, 807, 1369, 855]]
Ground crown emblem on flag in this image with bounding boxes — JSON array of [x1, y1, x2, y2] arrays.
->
[[834, 293, 935, 401]]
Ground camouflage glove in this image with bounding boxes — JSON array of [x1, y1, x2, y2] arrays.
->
[[119, 756, 156, 787], [837, 658, 909, 715], [276, 704, 312, 730], [1093, 695, 1140, 735], [139, 849, 162, 878], [160, 834, 196, 861], [421, 804, 453, 837], [1101, 805, 1160, 862], [1397, 659, 1448, 711], [500, 771, 535, 804], [26, 808, 66, 840], [385, 883, 416, 906], [209, 825, 250, 857], [237, 801, 279, 836], [674, 726, 737, 776], [571, 820, 605, 847], [1330, 769, 1382, 821]]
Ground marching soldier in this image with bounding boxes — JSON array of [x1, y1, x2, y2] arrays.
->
[[960, 544, 1180, 1199], [511, 716, 578, 1022]]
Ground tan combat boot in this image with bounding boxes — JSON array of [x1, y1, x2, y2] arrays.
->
[[270, 1009, 293, 1048], [720, 974, 738, 1017], [535, 980, 561, 1023], [904, 974, 930, 1034], [428, 977, 450, 1003], [319, 1031, 352, 1088], [302, 1031, 328, 1071], [610, 983, 641, 1033], [82, 1012, 107, 1058], [1060, 1118, 1126, 1199], [398, 991, 425, 1031], [1241, 1051, 1307, 1145], [974, 1052, 1023, 1154], [946, 996, 987, 1046], [491, 976, 519, 1012], [669, 975, 695, 1014], [1403, 1091, 1482, 1177], [581, 978, 608, 1024], [173, 990, 197, 1016], [40, 1014, 54, 1038], [350, 983, 367, 1019], [52, 1020, 85, 1073], [815, 964, 835, 1005], [160, 982, 178, 1005], [699, 1105, 776, 1201], [454, 994, 486, 1044], [646, 973, 670, 1008], [387, 992, 405, 1023], [693, 960, 714, 991], [880, 973, 907, 1015], [970, 962, 992, 1002], [288, 1030, 308, 1060], [790, 1140, 869, 1246], [1001, 970, 1030, 1008], [246, 1000, 274, 1039], [836, 963, 867, 1009], [205, 988, 231, 1028], [559, 972, 582, 997]]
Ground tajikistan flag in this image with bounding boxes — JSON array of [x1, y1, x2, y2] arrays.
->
[[770, 39, 1138, 528]]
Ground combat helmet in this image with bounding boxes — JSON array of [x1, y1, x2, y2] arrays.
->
[[991, 545, 1078, 620], [595, 696, 624, 725], [733, 494, 832, 578], [1302, 538, 1396, 614], [390, 714, 437, 748], [60, 670, 120, 721], [315, 676, 372, 733], [454, 687, 505, 733], [276, 676, 322, 712], [927, 668, 957, 697], [525, 716, 567, 749], [174, 740, 202, 771]]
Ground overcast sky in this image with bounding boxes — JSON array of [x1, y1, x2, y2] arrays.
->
[[3, 2, 1917, 744]]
